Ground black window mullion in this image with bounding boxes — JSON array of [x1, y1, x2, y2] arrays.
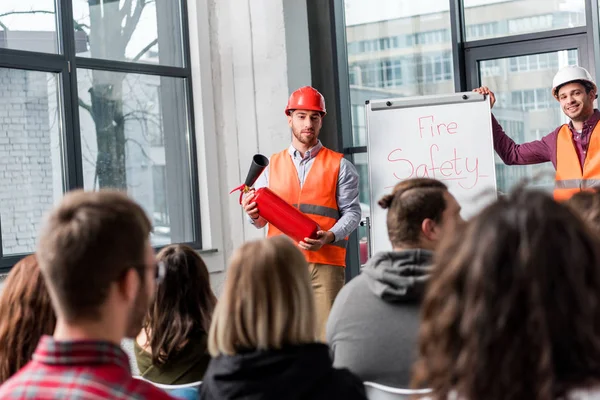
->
[[75, 57, 190, 78], [179, 0, 202, 247], [59, 0, 84, 191], [0, 48, 65, 72], [450, 0, 467, 92]]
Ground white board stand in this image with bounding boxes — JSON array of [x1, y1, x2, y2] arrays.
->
[[366, 92, 497, 255]]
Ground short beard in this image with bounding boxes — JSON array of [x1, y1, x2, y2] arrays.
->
[[293, 129, 317, 147]]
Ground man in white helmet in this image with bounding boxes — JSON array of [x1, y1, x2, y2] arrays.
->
[[474, 65, 599, 201]]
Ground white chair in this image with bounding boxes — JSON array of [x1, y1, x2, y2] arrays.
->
[[134, 377, 202, 400], [364, 381, 432, 400]]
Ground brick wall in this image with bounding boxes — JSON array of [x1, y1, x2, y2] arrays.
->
[[0, 68, 57, 256]]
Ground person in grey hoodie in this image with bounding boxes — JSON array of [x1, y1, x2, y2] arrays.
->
[[326, 178, 462, 388]]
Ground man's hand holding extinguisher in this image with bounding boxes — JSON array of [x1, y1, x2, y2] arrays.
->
[[242, 190, 335, 251]]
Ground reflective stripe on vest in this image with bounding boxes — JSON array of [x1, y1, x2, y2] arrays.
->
[[267, 147, 347, 267], [292, 203, 340, 220], [555, 122, 600, 202]]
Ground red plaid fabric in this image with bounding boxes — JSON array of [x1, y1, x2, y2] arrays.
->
[[0, 336, 174, 399]]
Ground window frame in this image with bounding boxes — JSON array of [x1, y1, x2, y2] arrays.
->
[[0, 0, 203, 272], [319, 0, 600, 280]]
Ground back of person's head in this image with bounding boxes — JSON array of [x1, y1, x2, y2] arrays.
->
[[37, 189, 152, 323], [144, 244, 217, 365], [413, 189, 600, 400], [208, 236, 316, 356], [0, 255, 56, 383], [565, 190, 600, 236], [378, 178, 460, 249]]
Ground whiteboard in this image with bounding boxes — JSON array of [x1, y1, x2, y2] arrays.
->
[[366, 92, 497, 255]]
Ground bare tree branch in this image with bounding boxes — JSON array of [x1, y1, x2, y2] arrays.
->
[[122, 0, 146, 46], [73, 21, 90, 33], [78, 98, 93, 117], [0, 10, 54, 18], [132, 38, 158, 62], [125, 137, 154, 163]]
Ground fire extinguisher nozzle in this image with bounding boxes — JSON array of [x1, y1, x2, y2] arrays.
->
[[243, 154, 269, 187]]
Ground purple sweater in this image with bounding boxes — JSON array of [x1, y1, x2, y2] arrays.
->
[[492, 110, 600, 170]]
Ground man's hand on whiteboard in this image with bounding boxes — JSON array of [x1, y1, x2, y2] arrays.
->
[[473, 86, 496, 109], [298, 230, 335, 251]]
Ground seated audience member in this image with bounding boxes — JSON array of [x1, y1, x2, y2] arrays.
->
[[200, 236, 367, 400], [566, 189, 600, 235], [413, 189, 600, 400], [0, 190, 174, 399], [326, 178, 462, 387], [136, 244, 217, 384], [0, 255, 56, 384]]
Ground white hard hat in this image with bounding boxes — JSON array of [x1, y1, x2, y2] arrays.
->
[[552, 65, 596, 99]]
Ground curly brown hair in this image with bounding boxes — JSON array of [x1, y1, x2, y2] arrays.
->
[[0, 255, 56, 383], [412, 189, 600, 400]]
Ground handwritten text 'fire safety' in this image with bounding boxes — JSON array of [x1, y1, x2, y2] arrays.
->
[[386, 115, 488, 190]]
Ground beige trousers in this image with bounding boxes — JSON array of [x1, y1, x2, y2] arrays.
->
[[308, 263, 346, 342]]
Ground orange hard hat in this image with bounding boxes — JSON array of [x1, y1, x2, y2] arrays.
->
[[284, 86, 326, 116]]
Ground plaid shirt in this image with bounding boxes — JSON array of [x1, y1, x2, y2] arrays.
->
[[0, 336, 175, 400]]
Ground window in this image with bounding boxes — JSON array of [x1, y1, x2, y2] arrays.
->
[[73, 0, 184, 66], [0, 69, 64, 256], [479, 49, 578, 194], [509, 50, 577, 72], [464, 1, 585, 41], [0, 1, 59, 53], [0, 0, 200, 268]]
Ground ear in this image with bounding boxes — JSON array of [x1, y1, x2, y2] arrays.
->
[[421, 218, 439, 242], [287, 112, 293, 127], [118, 268, 140, 304]]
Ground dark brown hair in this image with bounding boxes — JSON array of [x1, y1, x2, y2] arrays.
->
[[0, 255, 56, 383], [143, 244, 217, 365], [555, 79, 596, 97], [413, 189, 600, 400], [378, 178, 448, 247], [565, 190, 600, 236], [37, 189, 152, 322]]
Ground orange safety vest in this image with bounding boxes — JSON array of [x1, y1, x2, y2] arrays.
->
[[267, 147, 347, 267], [555, 123, 600, 201]]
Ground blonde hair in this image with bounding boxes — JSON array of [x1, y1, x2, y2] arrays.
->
[[208, 236, 316, 356]]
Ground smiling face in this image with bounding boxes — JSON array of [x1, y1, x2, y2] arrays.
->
[[557, 82, 596, 122]]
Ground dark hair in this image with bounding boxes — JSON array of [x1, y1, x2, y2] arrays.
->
[[555, 79, 596, 97], [565, 190, 600, 236], [0, 255, 56, 383], [144, 244, 217, 365], [37, 190, 152, 321], [378, 178, 448, 247], [413, 189, 600, 400]]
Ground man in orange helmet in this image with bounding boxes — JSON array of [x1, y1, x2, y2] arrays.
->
[[242, 86, 361, 339]]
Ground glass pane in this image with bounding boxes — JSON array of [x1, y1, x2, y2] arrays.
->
[[344, 0, 454, 147], [72, 0, 184, 67], [464, 0, 585, 41], [479, 49, 578, 194], [77, 69, 194, 245], [0, 68, 64, 255], [0, 0, 59, 53]]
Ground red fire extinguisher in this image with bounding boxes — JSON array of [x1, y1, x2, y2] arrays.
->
[[231, 154, 320, 243]]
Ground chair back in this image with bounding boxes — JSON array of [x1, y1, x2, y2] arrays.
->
[[134, 376, 202, 400], [364, 381, 432, 400]]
